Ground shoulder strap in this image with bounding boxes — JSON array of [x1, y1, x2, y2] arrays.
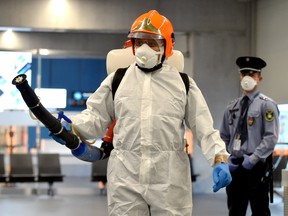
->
[[112, 67, 128, 100], [179, 72, 189, 94], [112, 68, 189, 100]]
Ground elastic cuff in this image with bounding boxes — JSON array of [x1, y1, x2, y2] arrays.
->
[[213, 154, 229, 165]]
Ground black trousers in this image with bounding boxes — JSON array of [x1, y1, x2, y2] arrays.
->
[[226, 162, 270, 216]]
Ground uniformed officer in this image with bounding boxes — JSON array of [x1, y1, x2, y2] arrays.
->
[[220, 56, 279, 216]]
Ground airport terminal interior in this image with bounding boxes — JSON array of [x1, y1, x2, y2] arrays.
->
[[1, 0, 288, 215], [0, 176, 284, 216]]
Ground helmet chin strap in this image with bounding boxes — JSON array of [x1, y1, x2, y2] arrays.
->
[[136, 54, 166, 73], [137, 62, 163, 73]]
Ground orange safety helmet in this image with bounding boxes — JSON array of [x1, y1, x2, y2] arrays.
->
[[128, 10, 175, 58]]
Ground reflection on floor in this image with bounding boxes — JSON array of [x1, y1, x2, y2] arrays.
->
[[0, 177, 284, 216]]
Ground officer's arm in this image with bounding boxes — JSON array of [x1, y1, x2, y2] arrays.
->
[[219, 109, 231, 148], [252, 100, 279, 163]]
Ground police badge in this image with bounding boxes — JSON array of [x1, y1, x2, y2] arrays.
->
[[265, 110, 274, 122]]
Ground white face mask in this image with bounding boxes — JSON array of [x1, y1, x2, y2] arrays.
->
[[241, 75, 257, 91], [135, 43, 164, 69]]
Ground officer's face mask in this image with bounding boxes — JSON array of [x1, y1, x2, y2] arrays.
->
[[241, 75, 257, 91], [135, 43, 164, 69]]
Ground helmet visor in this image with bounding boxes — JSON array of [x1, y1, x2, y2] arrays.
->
[[128, 32, 164, 40]]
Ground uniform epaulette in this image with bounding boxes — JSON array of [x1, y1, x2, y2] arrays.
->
[[228, 98, 238, 105], [259, 94, 270, 101]]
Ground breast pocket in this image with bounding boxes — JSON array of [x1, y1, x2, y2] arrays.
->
[[247, 110, 261, 128]]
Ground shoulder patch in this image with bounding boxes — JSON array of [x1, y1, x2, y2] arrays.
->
[[265, 109, 275, 122]]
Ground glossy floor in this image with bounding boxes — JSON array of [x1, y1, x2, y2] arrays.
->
[[0, 177, 284, 216]]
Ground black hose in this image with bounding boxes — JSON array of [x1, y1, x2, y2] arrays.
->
[[12, 74, 79, 150]]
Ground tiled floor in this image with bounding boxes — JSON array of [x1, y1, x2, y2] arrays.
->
[[0, 177, 284, 216]]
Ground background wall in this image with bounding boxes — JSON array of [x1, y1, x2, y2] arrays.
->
[[256, 0, 288, 104]]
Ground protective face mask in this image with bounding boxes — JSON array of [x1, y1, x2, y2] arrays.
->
[[241, 75, 257, 91], [135, 43, 164, 69]]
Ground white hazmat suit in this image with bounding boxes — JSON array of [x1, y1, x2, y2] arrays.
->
[[70, 63, 229, 215]]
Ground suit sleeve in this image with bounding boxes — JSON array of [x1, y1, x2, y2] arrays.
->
[[69, 73, 115, 140], [184, 77, 229, 166]]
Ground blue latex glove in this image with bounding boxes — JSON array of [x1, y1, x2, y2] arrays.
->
[[49, 121, 71, 145], [228, 155, 239, 172], [242, 154, 255, 170], [213, 162, 232, 192]]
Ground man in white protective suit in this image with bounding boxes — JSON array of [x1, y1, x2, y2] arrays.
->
[[52, 10, 232, 216]]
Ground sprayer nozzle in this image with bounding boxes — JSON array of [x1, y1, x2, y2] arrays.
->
[[12, 74, 27, 85]]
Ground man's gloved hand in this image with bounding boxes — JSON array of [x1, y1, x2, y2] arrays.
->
[[100, 141, 114, 159], [242, 154, 255, 170], [213, 162, 232, 192], [228, 155, 239, 172], [49, 121, 71, 145]]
